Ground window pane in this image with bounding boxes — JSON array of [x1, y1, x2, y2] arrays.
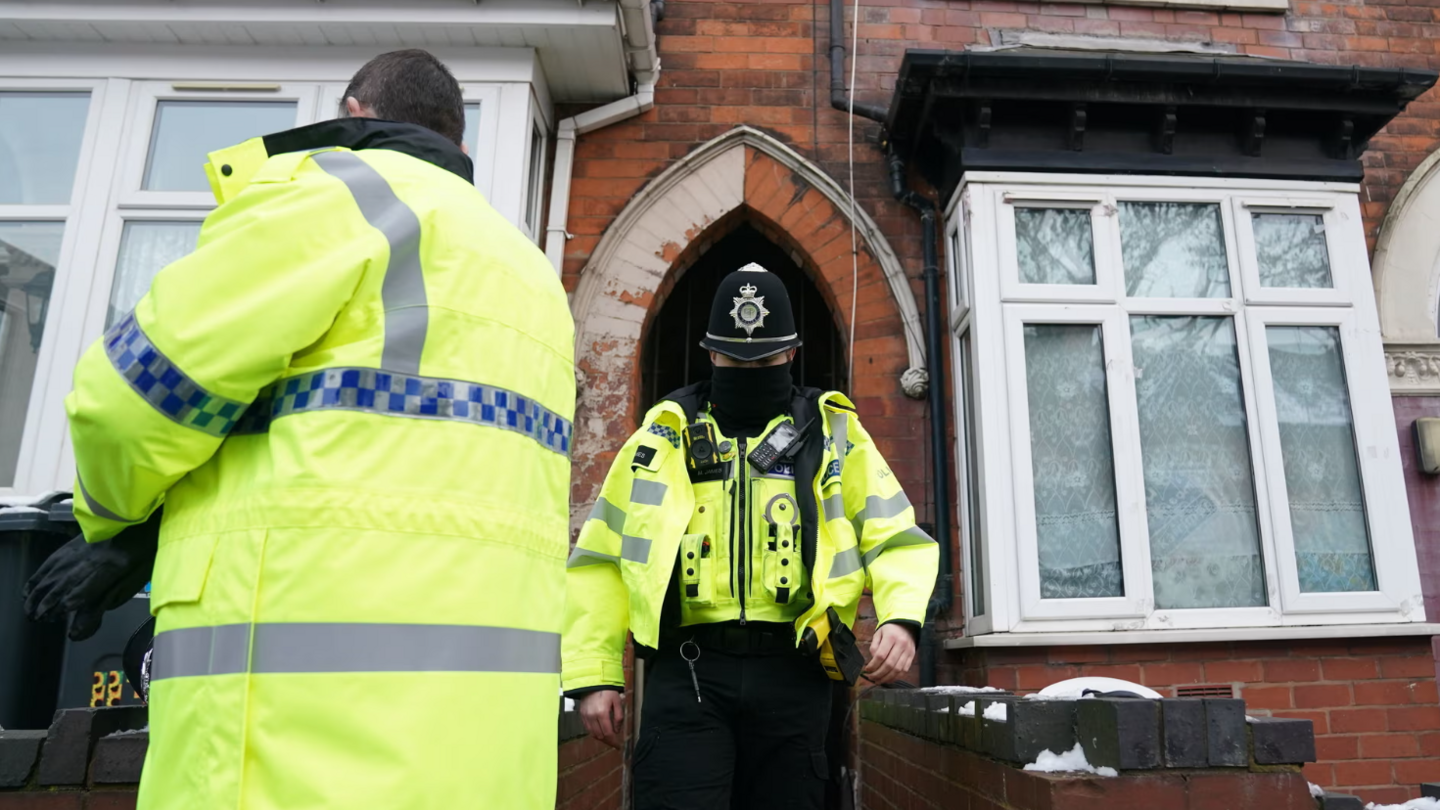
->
[[143, 101, 298, 191], [1120, 203, 1231, 298], [1016, 208, 1095, 285], [463, 102, 481, 160], [960, 332, 985, 616], [1267, 326, 1376, 592], [1253, 213, 1333, 289], [109, 221, 203, 327], [0, 92, 90, 204], [1131, 316, 1266, 609], [0, 222, 63, 487], [1024, 324, 1123, 598], [524, 124, 544, 232]]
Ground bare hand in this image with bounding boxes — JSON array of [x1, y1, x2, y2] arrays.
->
[[578, 690, 625, 749], [863, 623, 917, 684]]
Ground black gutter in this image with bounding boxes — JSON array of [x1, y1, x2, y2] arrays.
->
[[828, 0, 888, 122], [886, 149, 952, 688]]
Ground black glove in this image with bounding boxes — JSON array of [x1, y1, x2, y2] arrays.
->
[[22, 508, 162, 641]]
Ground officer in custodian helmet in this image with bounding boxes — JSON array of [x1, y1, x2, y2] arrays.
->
[[562, 262, 939, 809]]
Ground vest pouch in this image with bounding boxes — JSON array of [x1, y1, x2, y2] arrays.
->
[[763, 522, 800, 604], [148, 532, 223, 613], [679, 533, 714, 606]]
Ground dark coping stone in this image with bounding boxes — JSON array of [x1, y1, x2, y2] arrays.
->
[[1076, 698, 1161, 772], [924, 695, 951, 743], [1319, 792, 1364, 810], [91, 731, 148, 784], [1423, 783, 1440, 799], [977, 696, 1027, 763], [1248, 717, 1316, 765], [37, 707, 148, 787], [1160, 699, 1208, 769], [558, 711, 587, 743], [0, 730, 46, 788], [956, 699, 983, 752], [1204, 699, 1248, 768]]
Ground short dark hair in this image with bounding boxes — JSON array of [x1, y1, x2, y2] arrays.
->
[[343, 50, 465, 146]]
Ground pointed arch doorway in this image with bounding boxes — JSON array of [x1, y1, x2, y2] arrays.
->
[[642, 220, 848, 405]]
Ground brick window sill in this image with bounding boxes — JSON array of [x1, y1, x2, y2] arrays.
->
[[944, 622, 1440, 649], [1105, 0, 1288, 11]]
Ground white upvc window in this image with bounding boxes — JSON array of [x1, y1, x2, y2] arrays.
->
[[949, 174, 1423, 636], [2, 69, 548, 498]]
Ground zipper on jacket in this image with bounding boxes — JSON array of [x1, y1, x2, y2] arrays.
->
[[738, 437, 748, 626], [728, 478, 737, 598]]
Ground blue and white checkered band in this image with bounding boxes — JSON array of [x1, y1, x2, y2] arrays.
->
[[647, 423, 681, 448], [232, 367, 573, 456], [104, 312, 249, 438]]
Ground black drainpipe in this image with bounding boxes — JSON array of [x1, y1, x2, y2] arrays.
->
[[826, 0, 952, 686], [887, 150, 952, 688]]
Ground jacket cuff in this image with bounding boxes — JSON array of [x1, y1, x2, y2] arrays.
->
[[561, 656, 627, 693], [565, 685, 625, 701], [879, 619, 921, 642]]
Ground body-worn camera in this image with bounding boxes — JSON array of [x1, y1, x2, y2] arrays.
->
[[684, 421, 723, 475]]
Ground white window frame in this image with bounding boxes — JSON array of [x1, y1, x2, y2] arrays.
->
[[520, 97, 550, 244], [116, 82, 319, 210], [950, 173, 1424, 637], [2, 78, 118, 498], [997, 192, 1119, 304]]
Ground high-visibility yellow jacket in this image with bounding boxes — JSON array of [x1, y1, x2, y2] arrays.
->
[[66, 119, 574, 810], [562, 388, 938, 693]]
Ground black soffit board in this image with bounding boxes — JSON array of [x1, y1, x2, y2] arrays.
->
[[880, 48, 1438, 198]]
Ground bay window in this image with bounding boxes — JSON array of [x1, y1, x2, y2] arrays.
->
[[950, 175, 1422, 635]]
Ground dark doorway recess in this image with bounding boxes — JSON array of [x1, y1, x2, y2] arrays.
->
[[641, 222, 848, 409]]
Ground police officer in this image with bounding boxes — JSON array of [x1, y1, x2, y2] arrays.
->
[[24, 50, 573, 809], [563, 263, 939, 810]]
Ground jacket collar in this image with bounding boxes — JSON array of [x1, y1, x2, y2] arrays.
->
[[262, 118, 473, 182]]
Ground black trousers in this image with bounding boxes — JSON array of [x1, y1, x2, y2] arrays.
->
[[632, 635, 833, 810]]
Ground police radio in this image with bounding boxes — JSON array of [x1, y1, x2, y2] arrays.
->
[[746, 417, 815, 474]]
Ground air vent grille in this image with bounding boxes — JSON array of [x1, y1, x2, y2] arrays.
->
[[1175, 684, 1237, 699]]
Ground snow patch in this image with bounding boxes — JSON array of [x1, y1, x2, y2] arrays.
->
[[919, 685, 1006, 695], [1364, 799, 1440, 810], [1308, 783, 1325, 798], [1022, 743, 1118, 777], [958, 701, 976, 717], [103, 726, 149, 738], [563, 697, 575, 712], [983, 702, 1008, 723]]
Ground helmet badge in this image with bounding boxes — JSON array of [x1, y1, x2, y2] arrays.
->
[[730, 282, 769, 336]]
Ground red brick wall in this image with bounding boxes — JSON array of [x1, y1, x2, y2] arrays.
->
[[556, 735, 624, 810], [859, 721, 1316, 810], [942, 636, 1440, 804]]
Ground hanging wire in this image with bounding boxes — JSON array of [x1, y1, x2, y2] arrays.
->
[[846, 0, 862, 390]]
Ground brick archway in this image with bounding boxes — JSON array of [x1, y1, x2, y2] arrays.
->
[[569, 126, 926, 516]]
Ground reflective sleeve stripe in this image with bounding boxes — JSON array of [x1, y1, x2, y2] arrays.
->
[[827, 411, 848, 477], [821, 493, 846, 523], [630, 479, 667, 506], [621, 535, 653, 564], [861, 525, 937, 568], [77, 474, 144, 525], [829, 546, 863, 579], [567, 547, 620, 568], [587, 497, 627, 535], [103, 313, 249, 438], [152, 623, 560, 679], [312, 151, 428, 377], [232, 367, 572, 457], [852, 492, 913, 536]]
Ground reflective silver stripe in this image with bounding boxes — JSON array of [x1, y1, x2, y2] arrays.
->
[[152, 623, 559, 679], [861, 525, 937, 568], [631, 479, 667, 506], [588, 497, 627, 535], [821, 493, 846, 523], [703, 332, 799, 344], [567, 547, 620, 568], [828, 411, 848, 477], [102, 312, 249, 437], [77, 474, 143, 525], [312, 151, 427, 376], [853, 492, 912, 526], [829, 546, 863, 579], [152, 624, 251, 680], [621, 534, 653, 564]]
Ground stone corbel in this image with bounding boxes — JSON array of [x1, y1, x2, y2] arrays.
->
[[1385, 342, 1440, 395]]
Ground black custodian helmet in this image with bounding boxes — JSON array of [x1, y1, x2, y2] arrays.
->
[[699, 262, 803, 361]]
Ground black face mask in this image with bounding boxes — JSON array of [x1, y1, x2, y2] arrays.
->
[[710, 361, 793, 438]]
